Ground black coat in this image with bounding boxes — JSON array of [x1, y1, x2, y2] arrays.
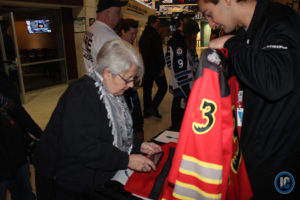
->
[[0, 71, 42, 180], [34, 75, 142, 192], [139, 26, 165, 75], [225, 0, 300, 173]]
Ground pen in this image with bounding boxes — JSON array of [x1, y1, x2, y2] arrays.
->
[[166, 136, 178, 139]]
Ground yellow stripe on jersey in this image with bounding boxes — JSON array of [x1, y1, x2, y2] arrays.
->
[[179, 168, 222, 185], [183, 155, 223, 170], [173, 180, 222, 199]]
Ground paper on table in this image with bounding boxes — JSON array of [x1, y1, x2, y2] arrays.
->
[[154, 130, 179, 143]]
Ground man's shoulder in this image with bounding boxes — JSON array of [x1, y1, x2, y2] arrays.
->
[[259, 0, 298, 23], [85, 21, 119, 46], [141, 26, 157, 37]]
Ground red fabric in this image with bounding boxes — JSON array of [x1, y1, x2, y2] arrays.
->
[[164, 68, 233, 199], [227, 76, 253, 200], [124, 142, 177, 198], [160, 49, 252, 200]]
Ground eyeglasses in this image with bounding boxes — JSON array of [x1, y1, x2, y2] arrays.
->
[[118, 74, 139, 85]]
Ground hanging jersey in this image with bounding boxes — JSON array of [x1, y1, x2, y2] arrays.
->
[[161, 48, 252, 200], [166, 34, 198, 98]]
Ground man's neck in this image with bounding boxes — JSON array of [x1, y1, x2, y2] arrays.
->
[[236, 0, 257, 28], [96, 12, 114, 29]]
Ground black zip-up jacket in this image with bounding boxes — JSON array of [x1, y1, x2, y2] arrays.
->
[[139, 26, 165, 75], [0, 73, 42, 180], [225, 0, 300, 171]]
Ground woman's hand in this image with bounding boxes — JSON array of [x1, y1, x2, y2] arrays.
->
[[128, 154, 156, 172], [140, 142, 162, 155]]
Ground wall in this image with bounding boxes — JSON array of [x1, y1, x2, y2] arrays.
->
[[2, 0, 83, 6], [72, 1, 89, 78], [14, 20, 58, 50]]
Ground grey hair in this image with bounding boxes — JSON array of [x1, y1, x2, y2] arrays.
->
[[95, 39, 144, 78]]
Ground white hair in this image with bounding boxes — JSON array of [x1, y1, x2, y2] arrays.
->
[[95, 39, 144, 78]]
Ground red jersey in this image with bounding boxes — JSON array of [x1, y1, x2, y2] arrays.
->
[[161, 48, 252, 200]]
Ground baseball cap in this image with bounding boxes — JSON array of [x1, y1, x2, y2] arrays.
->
[[97, 0, 128, 13]]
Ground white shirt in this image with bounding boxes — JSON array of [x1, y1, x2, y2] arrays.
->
[[82, 21, 119, 73]]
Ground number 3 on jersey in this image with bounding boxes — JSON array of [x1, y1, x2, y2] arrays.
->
[[192, 98, 217, 134]]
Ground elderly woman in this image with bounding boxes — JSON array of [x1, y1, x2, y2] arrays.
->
[[34, 39, 161, 200]]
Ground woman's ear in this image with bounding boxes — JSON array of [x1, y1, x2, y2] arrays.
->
[[102, 68, 112, 81], [121, 30, 126, 37]]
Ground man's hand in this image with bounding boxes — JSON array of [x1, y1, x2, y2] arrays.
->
[[208, 35, 235, 49]]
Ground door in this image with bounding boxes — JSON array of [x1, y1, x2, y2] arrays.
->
[[0, 12, 26, 102]]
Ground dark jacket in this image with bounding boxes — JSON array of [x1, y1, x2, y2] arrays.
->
[[139, 26, 165, 75], [225, 0, 300, 171], [34, 75, 142, 192], [0, 71, 42, 180], [166, 29, 193, 98]]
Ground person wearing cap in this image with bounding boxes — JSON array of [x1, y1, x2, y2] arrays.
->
[[166, 19, 200, 131], [139, 15, 167, 119], [82, 0, 128, 73]]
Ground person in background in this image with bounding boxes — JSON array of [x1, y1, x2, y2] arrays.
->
[[0, 48, 42, 200], [82, 0, 128, 73], [139, 15, 167, 119], [118, 18, 144, 141], [117, 18, 138, 45], [198, 0, 300, 198], [166, 19, 200, 131], [173, 13, 189, 36], [34, 39, 161, 200]]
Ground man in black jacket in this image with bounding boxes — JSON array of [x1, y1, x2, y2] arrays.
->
[[139, 15, 167, 118], [0, 51, 42, 200], [199, 0, 300, 198]]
